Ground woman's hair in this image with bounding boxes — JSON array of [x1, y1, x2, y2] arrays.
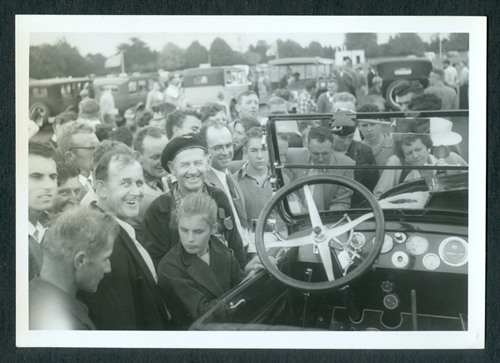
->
[[173, 193, 218, 229], [394, 134, 433, 161]]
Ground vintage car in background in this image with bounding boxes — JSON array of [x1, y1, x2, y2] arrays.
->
[[182, 66, 251, 121], [373, 58, 433, 110], [28, 77, 93, 125], [92, 73, 159, 119], [268, 57, 336, 105], [190, 109, 471, 332]]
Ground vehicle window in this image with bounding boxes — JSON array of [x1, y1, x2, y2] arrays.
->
[[193, 76, 209, 85], [138, 80, 146, 92], [32, 87, 48, 98], [61, 84, 73, 97], [98, 85, 119, 94], [129, 81, 137, 93]]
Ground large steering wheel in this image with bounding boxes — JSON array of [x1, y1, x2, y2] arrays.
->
[[255, 174, 385, 292]]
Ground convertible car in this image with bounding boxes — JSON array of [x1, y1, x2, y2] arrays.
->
[[191, 110, 469, 332]]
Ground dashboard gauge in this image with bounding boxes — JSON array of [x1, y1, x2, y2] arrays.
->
[[373, 234, 394, 254], [394, 232, 407, 244], [406, 235, 429, 256], [439, 237, 468, 267], [392, 251, 409, 268], [422, 253, 441, 270], [351, 232, 366, 249], [383, 293, 400, 309]]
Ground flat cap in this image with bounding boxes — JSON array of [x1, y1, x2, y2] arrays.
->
[[161, 133, 207, 172], [331, 113, 356, 136]]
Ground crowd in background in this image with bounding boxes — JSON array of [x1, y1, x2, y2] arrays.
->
[[27, 60, 468, 331]]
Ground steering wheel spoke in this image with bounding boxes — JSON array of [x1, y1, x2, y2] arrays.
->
[[316, 241, 336, 281], [303, 184, 324, 231], [265, 234, 315, 249], [326, 212, 375, 239]]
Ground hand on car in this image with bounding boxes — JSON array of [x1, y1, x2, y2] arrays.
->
[[244, 255, 277, 275]]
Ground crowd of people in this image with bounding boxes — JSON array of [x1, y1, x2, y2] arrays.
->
[[27, 61, 468, 331]]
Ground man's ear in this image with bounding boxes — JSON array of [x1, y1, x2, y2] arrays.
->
[[95, 180, 107, 198], [206, 153, 212, 166], [235, 103, 242, 115], [65, 151, 75, 163], [243, 146, 248, 156], [172, 125, 179, 137], [74, 251, 88, 270], [133, 151, 142, 164]]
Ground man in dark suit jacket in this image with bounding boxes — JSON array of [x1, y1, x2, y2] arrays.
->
[[78, 151, 171, 330], [286, 126, 355, 211]]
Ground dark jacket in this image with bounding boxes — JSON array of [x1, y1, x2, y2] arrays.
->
[[29, 235, 43, 281], [77, 204, 170, 330], [158, 236, 245, 329], [141, 184, 248, 270], [346, 141, 379, 206]]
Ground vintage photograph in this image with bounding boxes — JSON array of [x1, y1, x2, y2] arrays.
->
[[16, 16, 486, 349]]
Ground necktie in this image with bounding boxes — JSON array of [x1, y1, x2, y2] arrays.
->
[[33, 229, 39, 243], [225, 173, 248, 230]]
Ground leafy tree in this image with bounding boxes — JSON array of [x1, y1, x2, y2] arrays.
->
[[117, 37, 158, 72], [278, 39, 305, 58], [184, 41, 208, 69], [382, 33, 426, 57], [323, 46, 336, 59], [344, 33, 380, 58], [446, 33, 469, 51], [305, 41, 324, 57], [249, 40, 271, 63], [158, 42, 185, 71], [244, 50, 262, 65], [29, 38, 89, 79], [210, 37, 235, 66], [86, 53, 107, 76]]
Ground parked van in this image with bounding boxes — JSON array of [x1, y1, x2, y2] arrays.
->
[[93, 74, 159, 117], [182, 66, 251, 121], [29, 77, 93, 125]]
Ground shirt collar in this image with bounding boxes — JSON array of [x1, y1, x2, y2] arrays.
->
[[237, 162, 271, 182], [28, 220, 46, 242], [114, 218, 136, 241], [211, 166, 228, 180]]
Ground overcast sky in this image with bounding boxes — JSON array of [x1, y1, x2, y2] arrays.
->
[[30, 32, 441, 58]]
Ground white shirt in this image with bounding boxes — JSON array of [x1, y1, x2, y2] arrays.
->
[[444, 66, 458, 87], [79, 173, 94, 193], [115, 218, 158, 283], [28, 221, 46, 243], [211, 167, 250, 247]]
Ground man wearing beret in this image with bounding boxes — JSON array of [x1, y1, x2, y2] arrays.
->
[[141, 133, 248, 270], [330, 114, 379, 206]]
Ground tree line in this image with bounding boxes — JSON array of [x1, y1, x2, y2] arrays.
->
[[29, 33, 469, 80]]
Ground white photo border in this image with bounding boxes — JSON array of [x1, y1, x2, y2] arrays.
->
[[16, 15, 486, 349]]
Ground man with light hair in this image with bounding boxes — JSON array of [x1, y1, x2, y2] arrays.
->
[[78, 99, 102, 128], [332, 92, 357, 112], [29, 207, 119, 330], [57, 121, 100, 195]]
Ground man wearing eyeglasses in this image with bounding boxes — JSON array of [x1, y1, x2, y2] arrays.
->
[[201, 120, 250, 250], [57, 121, 99, 197]]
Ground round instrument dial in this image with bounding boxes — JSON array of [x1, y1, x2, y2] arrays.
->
[[391, 251, 409, 268], [439, 237, 468, 266], [422, 253, 441, 270], [351, 232, 366, 249], [373, 234, 394, 254], [406, 235, 429, 256]]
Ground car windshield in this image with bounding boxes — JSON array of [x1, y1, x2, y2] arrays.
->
[[266, 110, 469, 215]]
